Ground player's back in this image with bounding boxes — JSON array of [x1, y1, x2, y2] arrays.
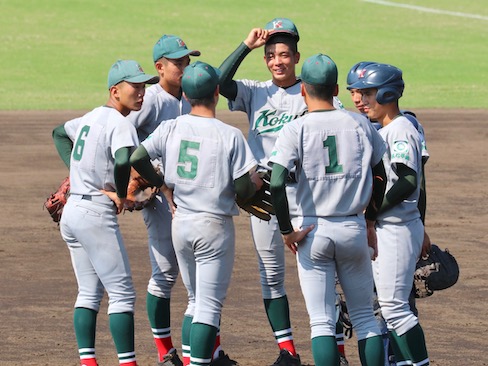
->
[[159, 114, 256, 216], [280, 109, 384, 217]]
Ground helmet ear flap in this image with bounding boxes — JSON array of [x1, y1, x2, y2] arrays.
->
[[376, 84, 404, 104]]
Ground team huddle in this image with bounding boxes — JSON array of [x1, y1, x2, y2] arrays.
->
[[52, 17, 431, 366]]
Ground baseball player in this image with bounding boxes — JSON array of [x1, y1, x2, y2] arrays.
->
[[269, 53, 387, 366], [218, 18, 345, 366], [130, 61, 261, 366], [126, 34, 234, 366], [51, 60, 159, 366], [347, 63, 430, 365], [347, 63, 432, 366]]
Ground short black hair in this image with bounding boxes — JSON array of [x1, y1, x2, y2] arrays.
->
[[185, 92, 216, 107], [265, 34, 298, 54], [303, 82, 335, 100]]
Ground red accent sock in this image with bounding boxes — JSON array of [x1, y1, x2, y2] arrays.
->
[[183, 355, 190, 366], [337, 343, 345, 356], [154, 336, 175, 361], [278, 340, 297, 356], [119, 361, 137, 366], [80, 358, 98, 366], [212, 333, 222, 359]]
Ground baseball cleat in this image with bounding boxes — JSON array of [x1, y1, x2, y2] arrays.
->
[[271, 349, 301, 366], [209, 350, 239, 365], [158, 349, 183, 366]]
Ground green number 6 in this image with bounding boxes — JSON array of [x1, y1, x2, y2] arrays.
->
[[72, 125, 90, 161]]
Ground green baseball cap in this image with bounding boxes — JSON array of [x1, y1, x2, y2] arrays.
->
[[153, 34, 201, 62], [264, 17, 299, 41], [181, 61, 221, 99], [107, 60, 159, 89], [301, 54, 338, 86]]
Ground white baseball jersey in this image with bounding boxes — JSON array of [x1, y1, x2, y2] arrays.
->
[[269, 109, 386, 217], [377, 115, 423, 223], [64, 106, 139, 196], [229, 79, 343, 167], [127, 83, 192, 142], [142, 114, 257, 216]]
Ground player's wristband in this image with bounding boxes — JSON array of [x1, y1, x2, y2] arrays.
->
[[280, 227, 294, 235]]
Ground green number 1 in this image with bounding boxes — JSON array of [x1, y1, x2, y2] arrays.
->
[[323, 135, 343, 173], [177, 140, 201, 179], [72, 125, 90, 161]]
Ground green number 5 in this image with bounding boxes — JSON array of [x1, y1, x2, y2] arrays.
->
[[72, 125, 90, 161], [177, 140, 201, 179], [323, 135, 343, 174]]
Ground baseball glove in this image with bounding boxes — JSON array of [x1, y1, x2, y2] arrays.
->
[[124, 171, 159, 212], [236, 172, 275, 221], [44, 176, 70, 223], [414, 243, 460, 298]]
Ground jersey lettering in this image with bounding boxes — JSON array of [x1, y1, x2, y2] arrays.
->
[[324, 135, 343, 174], [177, 140, 200, 179], [254, 109, 306, 135], [72, 125, 90, 161]]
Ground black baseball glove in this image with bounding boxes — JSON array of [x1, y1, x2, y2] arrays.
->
[[414, 243, 460, 298], [236, 172, 275, 221]]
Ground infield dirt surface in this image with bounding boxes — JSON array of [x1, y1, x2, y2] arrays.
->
[[1, 109, 487, 365]]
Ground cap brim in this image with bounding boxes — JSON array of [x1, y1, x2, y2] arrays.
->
[[268, 30, 299, 40], [164, 49, 201, 59], [126, 75, 160, 84], [347, 80, 368, 90]]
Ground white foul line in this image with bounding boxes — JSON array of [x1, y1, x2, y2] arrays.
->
[[362, 0, 488, 21]]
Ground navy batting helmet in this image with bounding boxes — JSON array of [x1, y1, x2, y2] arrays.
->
[[347, 63, 404, 104], [346, 61, 375, 86]]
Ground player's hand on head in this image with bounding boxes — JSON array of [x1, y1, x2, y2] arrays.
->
[[282, 224, 315, 254], [244, 28, 269, 50]]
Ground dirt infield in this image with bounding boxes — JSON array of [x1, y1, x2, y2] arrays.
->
[[1, 109, 487, 366]]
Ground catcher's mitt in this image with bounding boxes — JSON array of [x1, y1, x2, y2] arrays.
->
[[414, 243, 460, 298], [124, 173, 159, 212], [44, 176, 70, 223], [236, 172, 275, 221]]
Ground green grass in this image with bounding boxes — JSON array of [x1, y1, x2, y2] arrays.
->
[[1, 0, 487, 110]]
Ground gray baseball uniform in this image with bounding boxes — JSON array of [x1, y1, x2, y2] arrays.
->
[[141, 113, 257, 329], [270, 109, 386, 341]]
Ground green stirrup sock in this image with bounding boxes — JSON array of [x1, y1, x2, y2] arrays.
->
[[182, 315, 193, 354], [190, 322, 218, 364], [312, 336, 339, 365], [358, 335, 385, 366], [74, 307, 97, 350], [147, 292, 171, 329], [389, 330, 411, 362], [264, 296, 291, 331], [109, 312, 135, 354], [402, 324, 429, 364]]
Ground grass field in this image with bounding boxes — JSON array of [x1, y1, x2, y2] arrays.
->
[[1, 0, 487, 110]]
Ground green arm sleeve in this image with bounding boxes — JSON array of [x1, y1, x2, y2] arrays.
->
[[234, 172, 256, 201], [365, 160, 387, 221], [418, 161, 427, 223], [379, 163, 417, 215], [219, 42, 251, 101], [52, 124, 73, 169], [269, 164, 293, 234], [114, 147, 131, 198], [129, 145, 164, 188]]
